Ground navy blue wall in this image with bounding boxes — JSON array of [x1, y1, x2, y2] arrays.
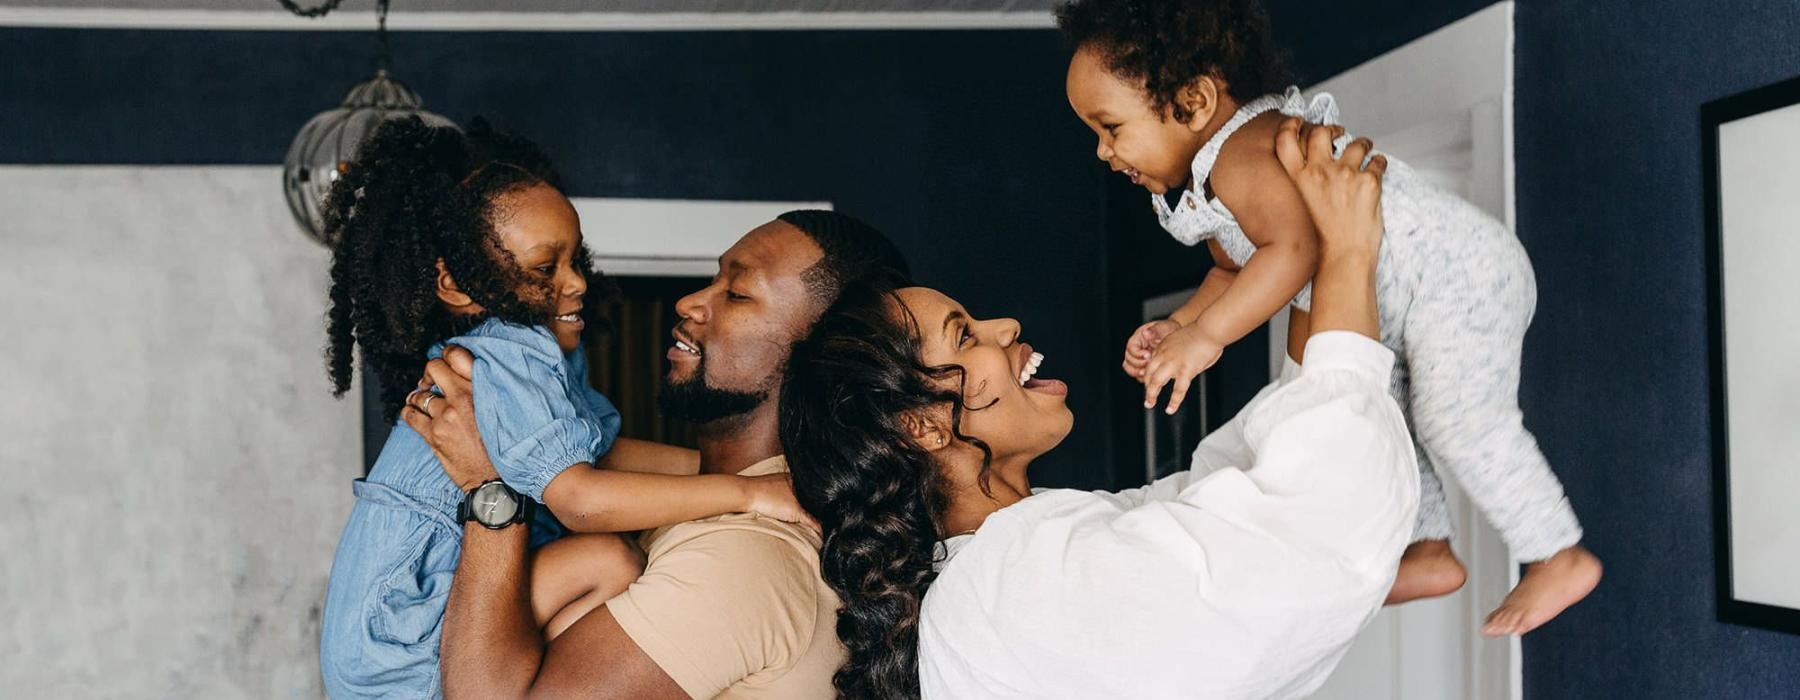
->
[[0, 27, 1111, 488], [1514, 1, 1800, 697]]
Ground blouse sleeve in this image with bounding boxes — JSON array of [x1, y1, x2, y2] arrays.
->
[[440, 326, 620, 501]]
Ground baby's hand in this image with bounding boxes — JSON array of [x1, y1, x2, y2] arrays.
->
[[1124, 319, 1181, 379], [1142, 325, 1226, 415], [744, 473, 821, 534]]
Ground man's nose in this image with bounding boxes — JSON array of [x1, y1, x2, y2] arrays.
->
[[674, 289, 708, 324]]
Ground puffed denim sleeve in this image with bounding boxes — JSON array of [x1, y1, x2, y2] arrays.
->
[[437, 320, 620, 501], [564, 340, 625, 432]]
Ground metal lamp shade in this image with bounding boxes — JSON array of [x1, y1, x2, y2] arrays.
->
[[282, 69, 454, 247]]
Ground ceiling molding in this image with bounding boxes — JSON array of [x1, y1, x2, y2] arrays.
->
[[0, 7, 1056, 31]]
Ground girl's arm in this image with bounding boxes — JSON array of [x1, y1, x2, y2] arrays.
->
[[1189, 130, 1322, 346], [1138, 126, 1322, 414], [595, 437, 701, 476], [427, 342, 807, 534], [1168, 240, 1241, 327], [539, 466, 806, 534]]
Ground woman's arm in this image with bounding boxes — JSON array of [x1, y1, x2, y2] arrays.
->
[[595, 437, 701, 476]]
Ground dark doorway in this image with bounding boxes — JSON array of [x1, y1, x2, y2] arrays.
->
[[584, 276, 707, 449]]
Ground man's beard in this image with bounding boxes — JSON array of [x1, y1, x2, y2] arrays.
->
[[657, 359, 768, 425]]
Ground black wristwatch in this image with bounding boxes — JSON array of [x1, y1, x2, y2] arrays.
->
[[457, 480, 535, 530]]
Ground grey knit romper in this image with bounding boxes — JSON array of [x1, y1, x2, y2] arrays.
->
[[1161, 87, 1581, 561]]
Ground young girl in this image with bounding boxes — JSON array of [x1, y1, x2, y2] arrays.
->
[[1057, 0, 1600, 636], [316, 116, 809, 698]]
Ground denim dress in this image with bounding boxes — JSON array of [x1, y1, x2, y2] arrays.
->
[[319, 319, 621, 699]]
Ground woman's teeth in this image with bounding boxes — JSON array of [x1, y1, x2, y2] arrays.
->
[[555, 313, 581, 323], [674, 340, 701, 357], [1018, 352, 1044, 385], [1126, 168, 1142, 184]]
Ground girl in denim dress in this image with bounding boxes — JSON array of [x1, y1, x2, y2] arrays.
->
[[315, 117, 811, 698]]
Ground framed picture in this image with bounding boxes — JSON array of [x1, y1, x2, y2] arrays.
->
[[1704, 73, 1800, 635]]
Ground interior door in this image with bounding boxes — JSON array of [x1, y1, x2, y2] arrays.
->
[[1293, 4, 1521, 699]]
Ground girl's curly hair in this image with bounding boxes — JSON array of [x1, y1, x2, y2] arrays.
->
[[1057, 0, 1293, 121], [322, 115, 616, 422], [779, 275, 995, 700]]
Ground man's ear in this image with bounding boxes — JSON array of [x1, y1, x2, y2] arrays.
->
[[435, 259, 480, 311], [1177, 76, 1224, 132], [901, 411, 953, 453]]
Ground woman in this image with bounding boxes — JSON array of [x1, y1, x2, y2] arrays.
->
[[780, 119, 1419, 700]]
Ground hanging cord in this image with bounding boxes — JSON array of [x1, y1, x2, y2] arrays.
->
[[376, 0, 392, 71], [275, 0, 393, 71]]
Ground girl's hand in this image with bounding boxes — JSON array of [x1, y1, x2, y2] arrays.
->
[[1142, 324, 1226, 415], [402, 345, 502, 492], [743, 473, 821, 533], [1275, 116, 1388, 259], [1123, 319, 1181, 379]]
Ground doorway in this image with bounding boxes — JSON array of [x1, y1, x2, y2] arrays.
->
[[1302, 4, 1520, 700]]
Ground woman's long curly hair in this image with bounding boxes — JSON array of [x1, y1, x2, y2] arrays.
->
[[1056, 0, 1294, 121], [322, 115, 615, 422], [780, 277, 995, 700]]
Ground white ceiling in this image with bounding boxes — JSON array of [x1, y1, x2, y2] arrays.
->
[[1, 0, 1058, 12]]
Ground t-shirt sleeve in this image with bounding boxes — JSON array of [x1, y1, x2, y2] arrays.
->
[[606, 529, 820, 699], [447, 331, 619, 501]]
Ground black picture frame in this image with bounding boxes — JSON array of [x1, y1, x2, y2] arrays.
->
[[1703, 72, 1800, 636]]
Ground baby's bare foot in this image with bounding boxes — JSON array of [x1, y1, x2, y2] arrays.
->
[[1386, 539, 1467, 605], [1482, 545, 1601, 636]]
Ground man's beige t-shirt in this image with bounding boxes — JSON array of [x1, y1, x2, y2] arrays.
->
[[607, 455, 845, 699]]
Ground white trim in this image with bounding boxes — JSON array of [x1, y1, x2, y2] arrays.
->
[[0, 7, 1056, 31], [570, 197, 831, 277]]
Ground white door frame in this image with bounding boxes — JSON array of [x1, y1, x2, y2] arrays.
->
[[570, 198, 831, 277], [1294, 4, 1520, 700]]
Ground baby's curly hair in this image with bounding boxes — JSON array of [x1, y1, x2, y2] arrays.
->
[[1057, 0, 1293, 122], [322, 116, 616, 422]]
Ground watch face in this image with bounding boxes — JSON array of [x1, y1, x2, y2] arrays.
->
[[472, 482, 519, 526]]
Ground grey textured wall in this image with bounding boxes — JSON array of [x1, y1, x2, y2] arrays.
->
[[0, 166, 362, 697]]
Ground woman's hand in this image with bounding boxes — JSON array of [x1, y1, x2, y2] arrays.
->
[[1276, 117, 1387, 340], [401, 345, 501, 493], [1274, 116, 1387, 260], [742, 473, 821, 533]]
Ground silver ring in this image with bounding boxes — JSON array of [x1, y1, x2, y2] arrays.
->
[[420, 393, 438, 417]]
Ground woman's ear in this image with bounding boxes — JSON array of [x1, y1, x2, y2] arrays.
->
[[435, 259, 481, 312], [902, 411, 953, 453], [1178, 76, 1224, 132]]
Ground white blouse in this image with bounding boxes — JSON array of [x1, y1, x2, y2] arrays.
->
[[919, 332, 1420, 700]]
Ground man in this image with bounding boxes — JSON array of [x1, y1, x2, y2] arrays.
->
[[403, 210, 909, 698]]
